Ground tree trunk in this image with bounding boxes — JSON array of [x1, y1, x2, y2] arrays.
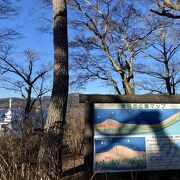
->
[[23, 85, 33, 134], [39, 0, 68, 178], [25, 85, 32, 119], [164, 59, 172, 95], [120, 73, 134, 95], [171, 67, 176, 95]]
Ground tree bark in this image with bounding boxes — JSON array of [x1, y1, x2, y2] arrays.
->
[[25, 85, 32, 119], [163, 40, 172, 95], [39, 0, 68, 178], [164, 61, 172, 95], [164, 0, 180, 10], [120, 72, 134, 95]]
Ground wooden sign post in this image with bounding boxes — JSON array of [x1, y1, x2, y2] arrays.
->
[[79, 94, 180, 178]]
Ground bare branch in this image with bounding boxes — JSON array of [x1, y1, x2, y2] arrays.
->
[[150, 9, 180, 19]]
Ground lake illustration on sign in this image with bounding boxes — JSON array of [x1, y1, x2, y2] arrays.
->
[[94, 104, 180, 135], [94, 137, 146, 171]]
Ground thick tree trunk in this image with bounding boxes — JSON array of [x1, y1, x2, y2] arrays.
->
[[39, 0, 68, 178], [120, 73, 134, 95]]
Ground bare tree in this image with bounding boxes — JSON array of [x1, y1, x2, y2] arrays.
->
[[136, 29, 180, 94], [0, 0, 20, 45], [0, 0, 18, 19], [150, 0, 180, 19], [69, 0, 160, 95], [0, 47, 52, 119], [39, 0, 68, 178]]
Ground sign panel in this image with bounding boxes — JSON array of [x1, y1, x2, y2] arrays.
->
[[94, 103, 180, 172]]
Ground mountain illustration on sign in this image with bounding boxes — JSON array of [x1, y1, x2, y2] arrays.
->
[[95, 145, 145, 161], [95, 137, 146, 171], [95, 109, 180, 135]]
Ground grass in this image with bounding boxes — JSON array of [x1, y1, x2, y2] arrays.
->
[[95, 154, 146, 171]]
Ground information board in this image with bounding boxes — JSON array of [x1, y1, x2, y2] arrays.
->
[[93, 103, 180, 172]]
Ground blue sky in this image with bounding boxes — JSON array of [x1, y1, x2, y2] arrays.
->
[[0, 0, 117, 98], [0, 1, 53, 98], [0, 1, 179, 98]]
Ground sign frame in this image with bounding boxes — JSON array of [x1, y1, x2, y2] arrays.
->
[[79, 94, 180, 176]]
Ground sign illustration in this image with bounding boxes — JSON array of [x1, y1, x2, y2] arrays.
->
[[93, 103, 180, 172]]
